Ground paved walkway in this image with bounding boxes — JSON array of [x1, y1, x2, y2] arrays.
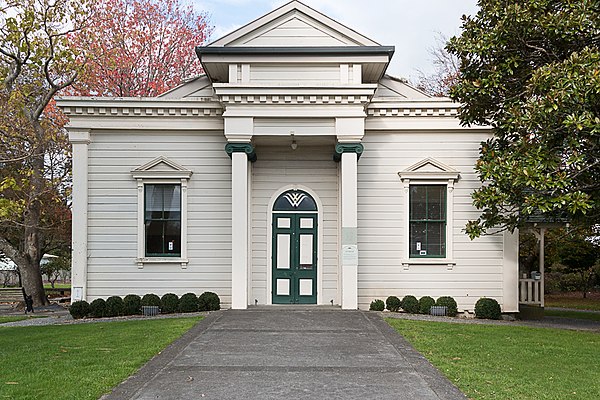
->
[[102, 309, 467, 400]]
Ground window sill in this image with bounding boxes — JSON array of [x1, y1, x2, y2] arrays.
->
[[136, 258, 189, 269], [402, 259, 455, 270]]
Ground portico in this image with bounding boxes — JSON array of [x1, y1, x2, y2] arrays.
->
[[223, 128, 365, 309]]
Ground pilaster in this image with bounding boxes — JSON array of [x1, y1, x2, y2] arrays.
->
[[69, 129, 91, 302], [503, 229, 519, 312]]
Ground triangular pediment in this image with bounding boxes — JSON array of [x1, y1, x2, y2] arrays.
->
[[399, 158, 460, 181], [209, 1, 379, 47], [131, 156, 192, 179], [158, 75, 214, 99], [374, 76, 432, 100]]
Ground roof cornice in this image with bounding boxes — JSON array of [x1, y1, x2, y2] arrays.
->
[[56, 97, 223, 118], [196, 46, 394, 57]]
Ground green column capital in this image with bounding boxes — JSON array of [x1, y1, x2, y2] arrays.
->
[[334, 142, 364, 162], [225, 142, 257, 162]]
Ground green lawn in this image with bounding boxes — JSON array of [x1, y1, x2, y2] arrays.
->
[[545, 295, 600, 311], [545, 309, 600, 321], [387, 318, 600, 400], [0, 317, 201, 400], [0, 316, 46, 324], [43, 283, 71, 289]]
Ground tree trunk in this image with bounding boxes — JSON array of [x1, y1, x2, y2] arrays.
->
[[20, 123, 50, 306], [20, 258, 48, 306], [0, 237, 48, 306]]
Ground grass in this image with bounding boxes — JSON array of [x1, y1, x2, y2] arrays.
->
[[544, 309, 600, 321], [387, 318, 600, 400], [545, 293, 600, 311], [43, 283, 71, 289], [0, 316, 46, 324], [0, 317, 201, 400]]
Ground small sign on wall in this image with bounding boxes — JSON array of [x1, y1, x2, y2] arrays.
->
[[72, 287, 83, 301], [342, 245, 358, 265]]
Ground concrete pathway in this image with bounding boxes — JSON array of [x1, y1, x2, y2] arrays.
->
[[102, 309, 466, 400]]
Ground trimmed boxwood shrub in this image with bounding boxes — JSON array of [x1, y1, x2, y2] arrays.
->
[[418, 296, 435, 314], [105, 296, 125, 317], [123, 294, 142, 315], [386, 296, 401, 312], [475, 297, 502, 320], [369, 299, 385, 311], [198, 292, 220, 311], [401, 295, 419, 314], [141, 293, 161, 307], [178, 292, 199, 313], [69, 300, 90, 319], [436, 296, 458, 317], [90, 298, 107, 318], [160, 293, 180, 314]]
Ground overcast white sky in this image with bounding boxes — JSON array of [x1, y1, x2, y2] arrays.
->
[[192, 0, 479, 80]]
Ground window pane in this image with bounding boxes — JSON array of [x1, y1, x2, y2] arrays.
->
[[146, 220, 164, 254], [164, 221, 181, 254], [410, 222, 427, 256], [426, 222, 446, 257], [427, 186, 446, 220], [163, 186, 181, 219], [145, 185, 165, 220], [410, 186, 427, 220]]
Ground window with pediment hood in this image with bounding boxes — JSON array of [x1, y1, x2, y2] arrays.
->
[[131, 156, 192, 267], [398, 158, 460, 265]]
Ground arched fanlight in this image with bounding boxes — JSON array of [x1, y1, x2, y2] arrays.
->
[[273, 190, 317, 211]]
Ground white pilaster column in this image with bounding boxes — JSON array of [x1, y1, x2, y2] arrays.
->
[[502, 229, 519, 312], [226, 143, 256, 309], [336, 143, 363, 310], [69, 129, 91, 302]]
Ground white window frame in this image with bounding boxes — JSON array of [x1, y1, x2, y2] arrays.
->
[[399, 159, 459, 270], [132, 157, 192, 269]]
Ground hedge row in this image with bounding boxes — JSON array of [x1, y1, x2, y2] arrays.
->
[[69, 291, 220, 319], [370, 295, 501, 319]]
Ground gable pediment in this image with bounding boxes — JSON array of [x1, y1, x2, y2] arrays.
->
[[398, 158, 460, 181], [131, 156, 192, 179], [209, 1, 379, 47], [374, 76, 432, 100], [158, 75, 214, 99], [227, 12, 361, 47]]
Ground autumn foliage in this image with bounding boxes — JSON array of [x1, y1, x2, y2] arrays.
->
[[1, 0, 89, 305], [70, 0, 212, 97]]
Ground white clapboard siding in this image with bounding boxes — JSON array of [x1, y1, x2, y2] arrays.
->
[[86, 130, 233, 305], [250, 64, 341, 85], [251, 144, 339, 305], [357, 130, 504, 311]]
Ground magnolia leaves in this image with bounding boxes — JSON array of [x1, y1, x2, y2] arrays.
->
[[448, 0, 600, 237]]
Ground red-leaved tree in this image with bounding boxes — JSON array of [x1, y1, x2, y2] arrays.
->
[[70, 0, 212, 97]]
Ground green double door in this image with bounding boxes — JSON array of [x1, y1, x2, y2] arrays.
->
[[272, 213, 317, 304]]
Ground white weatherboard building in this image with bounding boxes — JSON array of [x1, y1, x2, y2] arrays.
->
[[59, 1, 521, 311]]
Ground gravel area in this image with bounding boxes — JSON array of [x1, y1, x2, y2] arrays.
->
[[383, 311, 600, 332], [545, 306, 600, 314], [0, 304, 210, 328], [2, 303, 599, 332]]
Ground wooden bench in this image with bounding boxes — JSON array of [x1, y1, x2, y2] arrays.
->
[[0, 287, 34, 313]]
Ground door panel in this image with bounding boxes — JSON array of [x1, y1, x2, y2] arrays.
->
[[272, 213, 317, 304], [276, 234, 290, 269]]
